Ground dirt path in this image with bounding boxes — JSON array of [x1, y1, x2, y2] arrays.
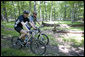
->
[[42, 30, 84, 56]]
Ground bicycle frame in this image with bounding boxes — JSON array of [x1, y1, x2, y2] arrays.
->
[[25, 23, 44, 42]]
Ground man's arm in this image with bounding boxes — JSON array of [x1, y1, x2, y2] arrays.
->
[[29, 16, 36, 29], [21, 21, 30, 31], [36, 18, 41, 25], [29, 21, 36, 29], [37, 21, 41, 25]]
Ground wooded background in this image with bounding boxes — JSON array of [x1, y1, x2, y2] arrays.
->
[[1, 1, 84, 22], [1, 1, 84, 56]]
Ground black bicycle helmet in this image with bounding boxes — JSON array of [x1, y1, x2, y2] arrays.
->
[[23, 10, 30, 14]]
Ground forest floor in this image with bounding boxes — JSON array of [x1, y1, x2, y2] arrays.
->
[[1, 28, 84, 56], [1, 21, 84, 56]]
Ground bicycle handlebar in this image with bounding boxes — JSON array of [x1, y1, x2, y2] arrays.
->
[[26, 24, 44, 34]]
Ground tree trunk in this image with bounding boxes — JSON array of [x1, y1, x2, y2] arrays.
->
[[71, 3, 75, 24], [50, 1, 53, 22], [64, 4, 66, 21], [43, 1, 45, 21], [18, 1, 20, 16], [70, 8, 71, 21], [44, 10, 45, 21], [34, 1, 36, 12], [23, 1, 25, 11], [45, 1, 47, 21], [74, 4, 76, 21], [1, 14, 5, 21], [72, 8, 74, 24], [12, 1, 16, 20], [2, 1, 8, 22], [54, 8, 55, 21], [40, 1, 42, 21], [47, 13, 49, 21], [49, 13, 50, 21], [29, 1, 31, 12], [21, 1, 24, 11]]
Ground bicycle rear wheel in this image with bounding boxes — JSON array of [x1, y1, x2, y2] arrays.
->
[[30, 39, 46, 55], [11, 36, 22, 49]]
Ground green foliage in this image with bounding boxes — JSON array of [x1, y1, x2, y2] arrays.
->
[[1, 1, 84, 22]]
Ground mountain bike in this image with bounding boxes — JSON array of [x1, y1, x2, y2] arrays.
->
[[11, 29, 46, 55]]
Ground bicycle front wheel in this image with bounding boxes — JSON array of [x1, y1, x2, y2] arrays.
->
[[30, 39, 46, 55], [38, 34, 49, 45]]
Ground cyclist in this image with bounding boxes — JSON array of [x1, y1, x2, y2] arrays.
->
[[14, 10, 36, 44], [29, 11, 41, 28]]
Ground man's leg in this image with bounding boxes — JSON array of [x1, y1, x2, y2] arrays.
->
[[19, 29, 27, 40], [19, 34, 26, 40], [19, 29, 31, 45], [19, 29, 31, 40], [24, 30, 31, 38]]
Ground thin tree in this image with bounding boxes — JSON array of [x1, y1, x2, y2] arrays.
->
[[45, 1, 47, 21], [40, 1, 42, 21], [2, 1, 8, 22], [12, 1, 16, 20], [50, 1, 53, 22], [18, 1, 20, 16], [43, 1, 45, 21], [64, 4, 66, 21], [34, 1, 36, 12], [54, 8, 55, 21], [29, 1, 31, 13]]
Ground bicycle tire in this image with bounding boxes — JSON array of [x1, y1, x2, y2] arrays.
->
[[11, 36, 22, 49], [38, 34, 49, 45], [30, 39, 46, 55]]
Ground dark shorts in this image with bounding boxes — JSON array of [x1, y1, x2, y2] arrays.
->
[[14, 27, 23, 33]]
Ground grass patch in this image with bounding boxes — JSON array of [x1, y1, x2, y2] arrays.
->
[[1, 21, 14, 24], [1, 21, 14, 28], [1, 48, 37, 56], [70, 38, 84, 47], [1, 21, 19, 36], [47, 34, 58, 46], [62, 34, 84, 47], [1, 28, 19, 36], [68, 26, 84, 31]]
